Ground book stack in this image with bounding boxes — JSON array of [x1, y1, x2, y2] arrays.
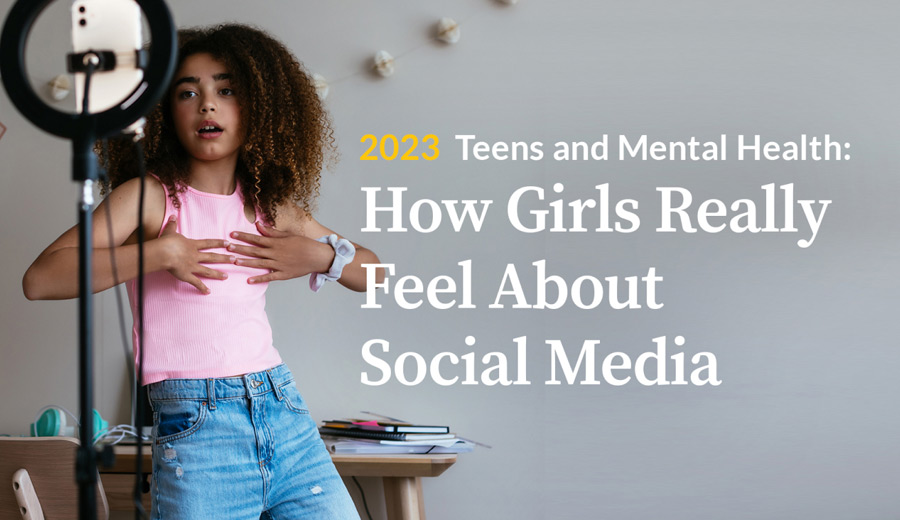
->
[[319, 419, 475, 454]]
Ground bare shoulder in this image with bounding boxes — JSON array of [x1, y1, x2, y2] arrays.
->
[[273, 202, 319, 237], [272, 203, 340, 239], [109, 175, 167, 242], [113, 175, 165, 200]]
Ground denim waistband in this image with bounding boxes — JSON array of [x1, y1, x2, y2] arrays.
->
[[147, 364, 292, 407]]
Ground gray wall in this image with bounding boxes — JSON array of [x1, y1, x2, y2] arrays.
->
[[2, 1, 899, 518]]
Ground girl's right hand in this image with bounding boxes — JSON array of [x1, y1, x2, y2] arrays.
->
[[157, 217, 235, 294]]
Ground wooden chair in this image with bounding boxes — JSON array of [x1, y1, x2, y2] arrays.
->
[[0, 437, 108, 519]]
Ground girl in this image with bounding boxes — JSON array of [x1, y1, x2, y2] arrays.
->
[[23, 24, 377, 518]]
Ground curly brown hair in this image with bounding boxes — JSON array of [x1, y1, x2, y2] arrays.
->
[[101, 24, 337, 223]]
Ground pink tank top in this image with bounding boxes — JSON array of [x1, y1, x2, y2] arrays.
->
[[128, 178, 282, 384]]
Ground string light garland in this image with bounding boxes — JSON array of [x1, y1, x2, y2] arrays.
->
[[373, 50, 396, 77], [436, 18, 461, 44], [312, 72, 329, 100], [312, 0, 518, 98], [48, 74, 71, 101]]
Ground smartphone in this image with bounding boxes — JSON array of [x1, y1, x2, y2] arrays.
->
[[71, 0, 144, 114]]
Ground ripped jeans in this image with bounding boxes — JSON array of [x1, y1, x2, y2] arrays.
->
[[147, 364, 359, 519]]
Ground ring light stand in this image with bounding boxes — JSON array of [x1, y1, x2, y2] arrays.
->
[[0, 1, 176, 518]]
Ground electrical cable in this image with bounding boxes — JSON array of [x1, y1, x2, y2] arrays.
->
[[95, 424, 149, 446], [99, 131, 150, 520], [82, 56, 95, 114], [82, 57, 147, 517], [100, 137, 148, 517], [133, 135, 149, 519], [84, 50, 152, 520], [351, 476, 374, 520], [99, 139, 137, 394], [84, 54, 149, 516]]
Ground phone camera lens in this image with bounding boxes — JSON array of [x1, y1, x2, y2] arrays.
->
[[78, 6, 86, 13], [79, 19, 87, 26]]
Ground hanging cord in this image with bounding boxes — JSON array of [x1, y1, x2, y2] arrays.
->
[[96, 425, 146, 446], [82, 54, 96, 113], [98, 137, 148, 518], [81, 49, 149, 519], [133, 131, 149, 520], [351, 476, 374, 520], [98, 139, 136, 393]]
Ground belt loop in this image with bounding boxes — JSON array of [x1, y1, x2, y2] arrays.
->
[[207, 378, 217, 410], [267, 369, 283, 401]]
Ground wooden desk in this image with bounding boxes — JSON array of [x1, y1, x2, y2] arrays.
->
[[102, 445, 456, 520]]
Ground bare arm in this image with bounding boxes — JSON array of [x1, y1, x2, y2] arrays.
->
[[23, 177, 232, 300]]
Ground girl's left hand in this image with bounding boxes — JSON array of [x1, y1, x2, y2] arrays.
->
[[228, 222, 334, 284]]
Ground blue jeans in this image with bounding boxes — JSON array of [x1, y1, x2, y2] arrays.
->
[[148, 364, 359, 519]]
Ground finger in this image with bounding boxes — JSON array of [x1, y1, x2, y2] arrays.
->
[[196, 266, 228, 280], [194, 239, 228, 250], [256, 221, 290, 238], [230, 231, 270, 247], [184, 275, 210, 294], [248, 271, 287, 284], [199, 252, 236, 264], [233, 257, 275, 270], [226, 243, 270, 258], [160, 216, 177, 235]]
